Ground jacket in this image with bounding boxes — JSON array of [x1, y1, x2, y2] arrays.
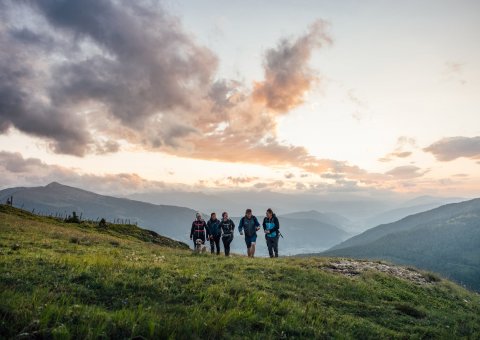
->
[[262, 214, 280, 238]]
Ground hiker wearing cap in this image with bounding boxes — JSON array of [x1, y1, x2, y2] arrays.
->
[[207, 212, 221, 255], [263, 208, 280, 258], [238, 209, 261, 258], [190, 212, 209, 249], [220, 212, 235, 256]]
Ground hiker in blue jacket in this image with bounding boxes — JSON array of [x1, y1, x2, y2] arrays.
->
[[207, 212, 221, 255], [220, 212, 235, 256], [238, 209, 260, 258], [263, 208, 280, 258], [190, 212, 209, 249]]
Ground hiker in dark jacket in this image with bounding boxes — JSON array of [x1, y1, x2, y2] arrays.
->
[[190, 212, 209, 249], [207, 212, 221, 255], [219, 212, 235, 256], [263, 208, 280, 258], [238, 208, 260, 258]]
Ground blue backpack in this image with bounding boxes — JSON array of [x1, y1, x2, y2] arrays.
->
[[265, 219, 277, 238]]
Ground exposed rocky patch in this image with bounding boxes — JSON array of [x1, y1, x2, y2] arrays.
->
[[324, 259, 440, 285]]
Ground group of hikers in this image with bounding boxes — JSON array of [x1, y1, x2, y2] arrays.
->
[[190, 208, 280, 258]]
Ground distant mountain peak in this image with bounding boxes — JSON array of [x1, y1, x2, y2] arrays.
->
[[45, 181, 63, 188]]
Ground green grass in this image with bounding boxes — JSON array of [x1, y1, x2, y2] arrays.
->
[[1, 205, 480, 339]]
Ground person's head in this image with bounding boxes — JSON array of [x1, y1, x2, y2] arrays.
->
[[211, 212, 217, 220], [245, 208, 252, 218], [266, 208, 273, 218], [222, 211, 228, 220], [196, 212, 202, 221]]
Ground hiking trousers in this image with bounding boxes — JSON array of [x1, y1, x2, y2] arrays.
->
[[266, 235, 279, 257], [222, 234, 233, 256], [210, 235, 221, 254]]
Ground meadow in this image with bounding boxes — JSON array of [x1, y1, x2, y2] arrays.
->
[[1, 205, 479, 339]]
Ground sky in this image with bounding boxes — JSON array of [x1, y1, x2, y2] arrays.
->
[[0, 0, 479, 199]]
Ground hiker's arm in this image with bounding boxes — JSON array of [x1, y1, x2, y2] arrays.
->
[[190, 222, 194, 238], [238, 218, 244, 233], [205, 221, 211, 238], [254, 216, 260, 228], [262, 218, 267, 230]]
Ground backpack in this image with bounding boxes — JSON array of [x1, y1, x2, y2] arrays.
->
[[265, 218, 277, 238], [193, 220, 206, 237], [221, 219, 233, 235], [242, 217, 257, 237]]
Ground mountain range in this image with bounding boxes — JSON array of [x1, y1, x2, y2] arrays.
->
[[0, 182, 350, 255], [322, 198, 480, 291]]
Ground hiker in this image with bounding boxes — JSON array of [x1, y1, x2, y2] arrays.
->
[[263, 208, 280, 258], [238, 208, 261, 257], [207, 212, 221, 255], [190, 212, 209, 249], [220, 212, 235, 256]]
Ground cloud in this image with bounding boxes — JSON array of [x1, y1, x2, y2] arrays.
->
[[0, 2, 334, 165], [1, 0, 217, 155], [253, 180, 284, 190], [226, 176, 258, 185], [379, 136, 416, 162], [0, 1, 410, 191], [385, 166, 428, 179], [252, 20, 331, 112], [284, 172, 295, 179], [423, 136, 480, 161], [0, 150, 171, 195]]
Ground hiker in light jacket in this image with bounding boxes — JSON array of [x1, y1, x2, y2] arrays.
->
[[238, 208, 260, 258], [207, 212, 221, 255], [190, 212, 208, 249], [263, 208, 280, 258]]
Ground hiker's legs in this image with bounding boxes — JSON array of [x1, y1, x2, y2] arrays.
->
[[245, 237, 252, 257], [222, 236, 231, 256], [266, 236, 274, 257], [273, 236, 279, 257], [250, 235, 257, 257], [250, 242, 256, 257], [214, 236, 221, 255], [209, 238, 215, 254]]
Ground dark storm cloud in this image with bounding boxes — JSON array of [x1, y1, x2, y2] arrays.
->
[[0, 0, 217, 155], [423, 136, 480, 161]]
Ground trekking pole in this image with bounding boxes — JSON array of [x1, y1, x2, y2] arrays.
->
[[279, 232, 284, 239]]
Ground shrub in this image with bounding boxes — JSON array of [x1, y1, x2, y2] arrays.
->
[[65, 211, 81, 223]]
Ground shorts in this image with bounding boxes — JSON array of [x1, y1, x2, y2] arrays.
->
[[244, 234, 257, 248]]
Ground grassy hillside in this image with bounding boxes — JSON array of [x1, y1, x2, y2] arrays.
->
[[0, 182, 198, 241], [1, 205, 480, 339]]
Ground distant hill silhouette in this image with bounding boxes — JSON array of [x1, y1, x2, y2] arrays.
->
[[360, 196, 465, 230], [322, 198, 480, 291]]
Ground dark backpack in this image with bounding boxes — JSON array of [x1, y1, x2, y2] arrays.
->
[[221, 220, 233, 235]]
